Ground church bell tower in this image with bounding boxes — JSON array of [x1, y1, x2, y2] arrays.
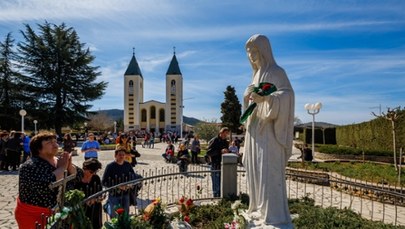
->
[[124, 49, 143, 131], [165, 48, 183, 133]]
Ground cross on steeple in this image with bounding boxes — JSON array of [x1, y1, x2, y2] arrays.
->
[[173, 46, 176, 55], [133, 47, 135, 56]]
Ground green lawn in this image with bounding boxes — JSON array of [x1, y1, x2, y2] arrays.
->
[[288, 161, 405, 186]]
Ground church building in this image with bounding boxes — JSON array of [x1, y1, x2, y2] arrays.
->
[[123, 50, 183, 134]]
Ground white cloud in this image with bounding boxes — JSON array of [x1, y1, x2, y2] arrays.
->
[[0, 0, 177, 21], [2, 0, 405, 126]]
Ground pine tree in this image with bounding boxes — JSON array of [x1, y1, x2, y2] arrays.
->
[[0, 33, 22, 130], [220, 85, 242, 134], [17, 22, 107, 134]]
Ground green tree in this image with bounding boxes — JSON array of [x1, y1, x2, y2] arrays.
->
[[220, 85, 242, 134], [0, 33, 23, 130], [17, 22, 107, 134], [194, 119, 220, 142]]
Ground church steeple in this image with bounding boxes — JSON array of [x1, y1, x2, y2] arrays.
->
[[166, 47, 182, 75], [125, 48, 143, 78]]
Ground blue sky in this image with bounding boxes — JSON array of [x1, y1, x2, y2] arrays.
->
[[1, 0, 404, 125]]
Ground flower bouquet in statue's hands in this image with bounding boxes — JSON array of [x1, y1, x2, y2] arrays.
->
[[240, 82, 277, 124]]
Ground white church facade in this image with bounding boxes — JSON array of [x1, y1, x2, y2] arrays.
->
[[123, 50, 183, 134]]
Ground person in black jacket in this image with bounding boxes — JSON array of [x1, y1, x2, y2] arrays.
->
[[102, 147, 136, 217], [5, 131, 23, 171], [206, 127, 230, 197], [0, 131, 9, 171], [74, 158, 103, 229], [176, 143, 190, 173]]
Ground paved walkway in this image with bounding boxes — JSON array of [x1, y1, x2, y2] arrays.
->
[[1, 142, 403, 228]]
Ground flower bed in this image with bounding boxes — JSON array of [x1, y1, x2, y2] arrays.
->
[[50, 191, 404, 229], [103, 195, 248, 229]]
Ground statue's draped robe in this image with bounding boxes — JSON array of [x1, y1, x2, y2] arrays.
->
[[243, 35, 294, 226]]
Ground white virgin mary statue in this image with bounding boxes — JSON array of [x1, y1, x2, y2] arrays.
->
[[242, 34, 294, 228]]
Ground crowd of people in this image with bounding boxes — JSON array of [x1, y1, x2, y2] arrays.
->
[[5, 127, 244, 228], [159, 128, 244, 197], [67, 129, 182, 148], [0, 131, 33, 171], [9, 131, 144, 229]]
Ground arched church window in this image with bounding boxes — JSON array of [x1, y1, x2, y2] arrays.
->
[[141, 109, 147, 122], [129, 80, 134, 95], [159, 109, 165, 122], [150, 106, 156, 119], [171, 80, 176, 95]]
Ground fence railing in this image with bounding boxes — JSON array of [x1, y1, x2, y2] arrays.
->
[[40, 155, 405, 228], [285, 167, 405, 226]]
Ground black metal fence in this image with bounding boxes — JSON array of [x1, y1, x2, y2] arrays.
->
[[40, 164, 405, 228]]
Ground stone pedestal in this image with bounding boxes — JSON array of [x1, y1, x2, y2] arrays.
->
[[221, 154, 238, 198]]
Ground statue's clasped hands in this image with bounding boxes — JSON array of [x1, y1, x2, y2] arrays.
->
[[250, 92, 265, 103], [245, 84, 265, 103], [244, 84, 255, 98], [240, 82, 276, 124]]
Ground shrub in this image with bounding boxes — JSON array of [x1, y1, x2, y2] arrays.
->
[[318, 145, 393, 157], [289, 197, 404, 228], [188, 199, 236, 227]]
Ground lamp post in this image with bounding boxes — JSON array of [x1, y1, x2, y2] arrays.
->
[[180, 105, 184, 139], [33, 120, 38, 135], [179, 97, 194, 140], [113, 121, 117, 135], [304, 102, 322, 157], [19, 109, 27, 133]]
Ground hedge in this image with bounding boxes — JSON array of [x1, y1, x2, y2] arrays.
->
[[318, 144, 393, 157], [336, 109, 405, 152]]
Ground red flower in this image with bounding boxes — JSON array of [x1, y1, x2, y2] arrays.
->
[[261, 83, 272, 91], [143, 214, 150, 221], [184, 215, 190, 222], [115, 208, 125, 215], [186, 198, 193, 206], [179, 196, 185, 203]]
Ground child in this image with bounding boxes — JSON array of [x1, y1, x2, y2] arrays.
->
[[162, 140, 175, 163], [176, 143, 190, 173]]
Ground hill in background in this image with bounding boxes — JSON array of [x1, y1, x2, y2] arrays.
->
[[96, 109, 202, 126], [96, 109, 123, 121], [183, 116, 202, 126]]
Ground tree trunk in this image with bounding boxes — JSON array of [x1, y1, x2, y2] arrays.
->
[[399, 147, 403, 185], [322, 128, 325, 144]]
